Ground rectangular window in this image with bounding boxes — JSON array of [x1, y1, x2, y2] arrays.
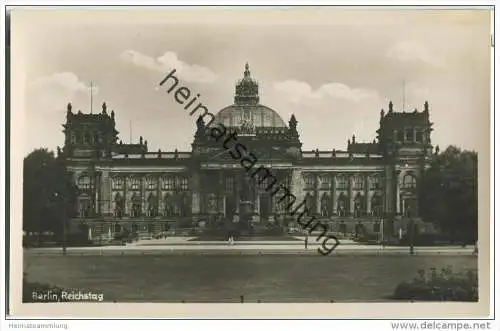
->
[[179, 177, 188, 190], [225, 176, 234, 193], [336, 176, 348, 190], [319, 175, 330, 190], [353, 176, 364, 190], [163, 177, 174, 190], [405, 130, 413, 142], [373, 222, 380, 233], [416, 131, 424, 143]]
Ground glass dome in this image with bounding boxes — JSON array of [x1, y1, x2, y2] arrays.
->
[[214, 104, 287, 128]]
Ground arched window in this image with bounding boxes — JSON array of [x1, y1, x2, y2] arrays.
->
[[180, 193, 191, 217], [353, 193, 365, 217], [320, 193, 330, 217], [78, 195, 91, 218], [179, 177, 189, 190], [131, 194, 141, 217], [304, 174, 315, 190], [147, 193, 158, 217], [70, 132, 76, 144], [353, 176, 364, 190], [112, 177, 124, 190], [162, 176, 175, 190], [319, 175, 330, 190], [146, 177, 157, 190], [84, 132, 91, 144], [130, 177, 140, 190], [205, 193, 217, 214], [114, 223, 122, 233], [164, 193, 182, 216], [337, 193, 348, 216], [336, 176, 348, 190], [370, 175, 381, 190], [78, 176, 91, 189], [402, 174, 417, 189], [371, 194, 383, 217], [114, 192, 124, 218], [303, 192, 314, 216]]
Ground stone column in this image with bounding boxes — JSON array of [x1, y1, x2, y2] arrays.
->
[[156, 175, 161, 217], [348, 174, 354, 215], [255, 193, 260, 214], [332, 174, 337, 214], [222, 196, 226, 217], [365, 174, 370, 215], [315, 174, 321, 214], [140, 176, 145, 216], [94, 172, 99, 215], [290, 168, 305, 204], [190, 172, 200, 215], [235, 171, 240, 213], [100, 170, 111, 216], [124, 176, 128, 216], [395, 170, 401, 214]]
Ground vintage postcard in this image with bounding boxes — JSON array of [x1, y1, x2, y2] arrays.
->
[[7, 6, 493, 319]]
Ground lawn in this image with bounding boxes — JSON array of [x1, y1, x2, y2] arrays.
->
[[23, 253, 477, 303]]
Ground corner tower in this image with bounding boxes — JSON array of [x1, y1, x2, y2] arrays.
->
[[377, 101, 434, 225], [63, 102, 118, 160]]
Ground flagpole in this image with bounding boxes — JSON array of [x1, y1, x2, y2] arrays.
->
[[402, 79, 406, 112], [90, 81, 93, 114]]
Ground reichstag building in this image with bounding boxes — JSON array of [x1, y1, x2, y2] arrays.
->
[[62, 64, 435, 240]]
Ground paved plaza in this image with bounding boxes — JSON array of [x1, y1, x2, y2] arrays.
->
[[26, 236, 477, 256]]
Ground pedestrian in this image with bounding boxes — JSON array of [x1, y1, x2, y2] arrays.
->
[[304, 231, 309, 250]]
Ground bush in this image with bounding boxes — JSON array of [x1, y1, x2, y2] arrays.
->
[[393, 266, 478, 301]]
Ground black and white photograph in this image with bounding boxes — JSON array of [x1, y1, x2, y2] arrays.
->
[[5, 5, 494, 322]]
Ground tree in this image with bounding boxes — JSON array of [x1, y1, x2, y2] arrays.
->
[[419, 145, 478, 243], [23, 148, 78, 240]]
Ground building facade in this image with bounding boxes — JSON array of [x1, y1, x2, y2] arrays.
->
[[62, 64, 436, 240]]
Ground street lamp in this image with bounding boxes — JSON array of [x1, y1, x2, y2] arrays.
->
[[54, 192, 67, 255], [408, 206, 414, 255]]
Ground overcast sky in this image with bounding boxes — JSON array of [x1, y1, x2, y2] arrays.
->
[[15, 8, 491, 156]]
